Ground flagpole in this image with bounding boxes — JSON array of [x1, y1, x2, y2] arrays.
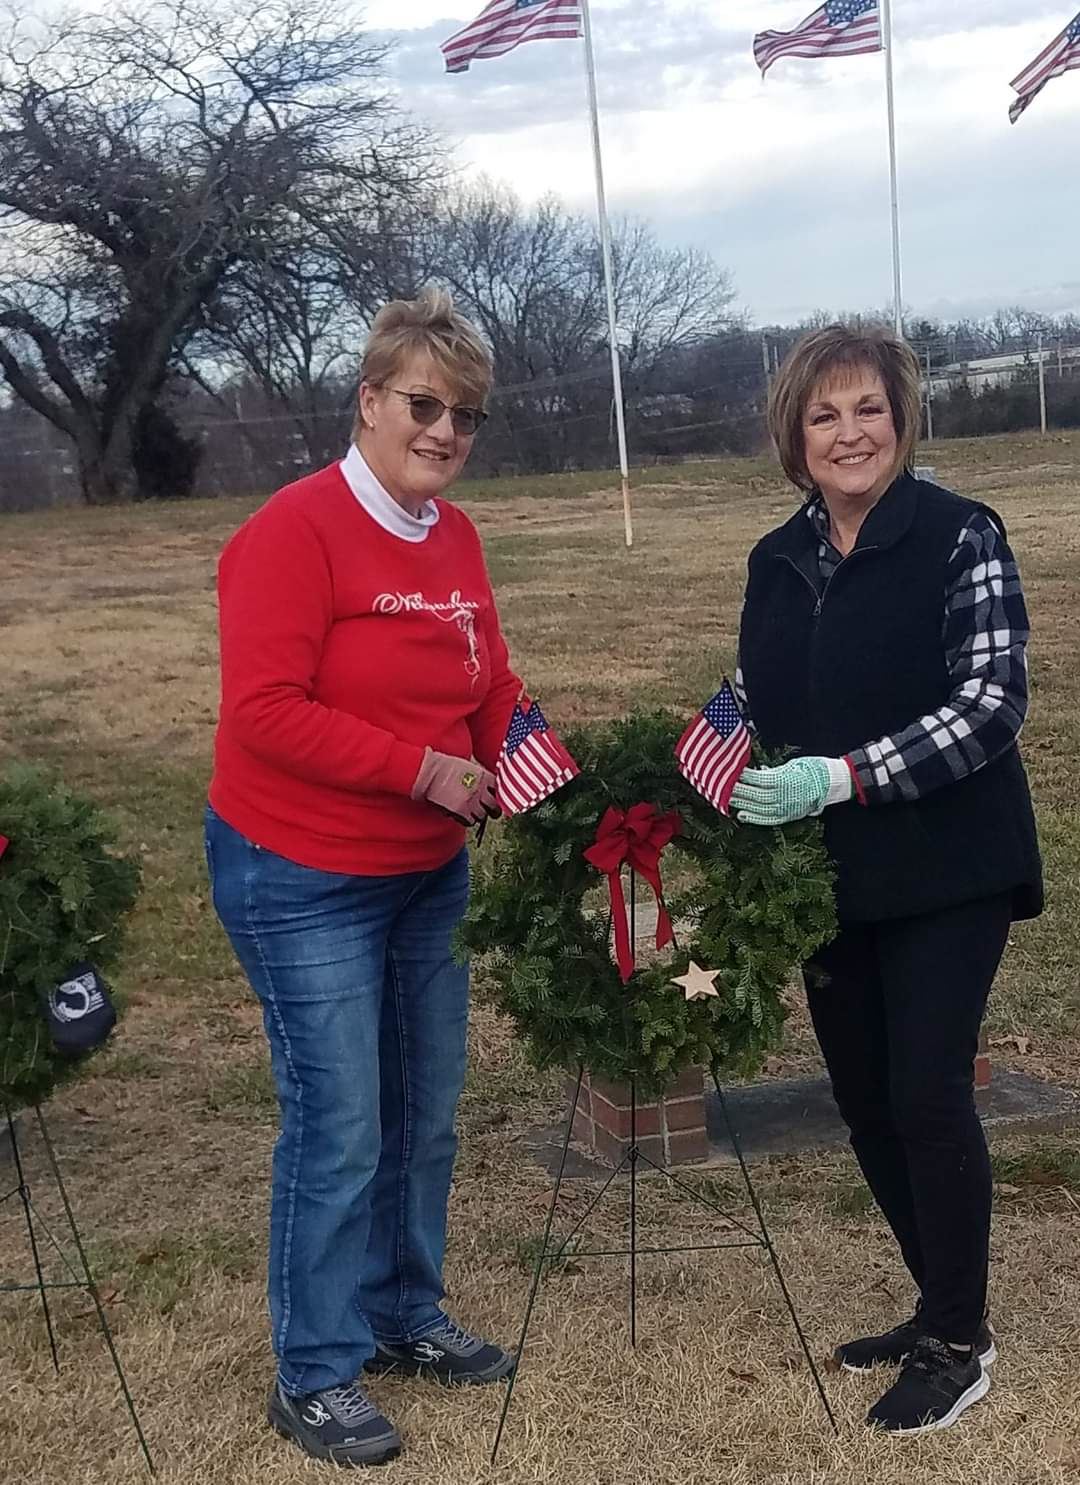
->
[[880, 0, 903, 336], [580, 0, 634, 548]]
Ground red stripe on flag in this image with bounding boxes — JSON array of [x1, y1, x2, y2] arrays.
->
[[1009, 16, 1080, 121], [674, 683, 752, 815], [494, 704, 579, 816], [753, 1, 881, 76], [443, 0, 582, 72]]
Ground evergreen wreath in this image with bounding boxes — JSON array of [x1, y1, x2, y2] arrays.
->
[[0, 766, 141, 1110], [460, 711, 837, 1096]]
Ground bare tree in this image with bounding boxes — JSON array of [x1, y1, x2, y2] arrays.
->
[[185, 188, 441, 469], [612, 219, 738, 379], [409, 179, 739, 472], [187, 248, 365, 469], [0, 0, 440, 501]]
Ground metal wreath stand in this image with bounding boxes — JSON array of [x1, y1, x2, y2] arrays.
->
[[491, 868, 838, 1463], [1, 1102, 155, 1474]]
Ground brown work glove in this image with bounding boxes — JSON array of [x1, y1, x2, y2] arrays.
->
[[410, 748, 500, 825]]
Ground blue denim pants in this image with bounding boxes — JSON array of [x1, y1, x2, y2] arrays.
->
[[204, 807, 471, 1396]]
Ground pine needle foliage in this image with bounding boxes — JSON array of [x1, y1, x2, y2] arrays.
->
[[0, 766, 141, 1109], [460, 711, 837, 1097]]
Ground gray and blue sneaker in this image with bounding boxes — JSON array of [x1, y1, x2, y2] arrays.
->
[[268, 1379, 401, 1467], [366, 1315, 515, 1386]]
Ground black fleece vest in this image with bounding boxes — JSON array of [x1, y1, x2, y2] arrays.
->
[[738, 473, 1043, 924]]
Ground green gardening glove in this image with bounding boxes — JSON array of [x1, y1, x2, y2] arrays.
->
[[729, 757, 853, 826]]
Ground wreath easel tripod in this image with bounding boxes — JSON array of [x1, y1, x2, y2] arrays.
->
[[490, 869, 838, 1462], [1, 1103, 155, 1473], [459, 711, 843, 1462], [1, 768, 153, 1472]]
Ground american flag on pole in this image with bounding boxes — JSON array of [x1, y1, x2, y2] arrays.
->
[[1010, 11, 1080, 123], [675, 680, 752, 816], [442, 0, 582, 74], [753, 0, 881, 77], [495, 700, 580, 816]]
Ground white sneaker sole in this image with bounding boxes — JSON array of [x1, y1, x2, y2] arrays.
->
[[875, 1368, 991, 1436]]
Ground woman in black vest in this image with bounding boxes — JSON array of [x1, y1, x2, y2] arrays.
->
[[731, 325, 1041, 1436]]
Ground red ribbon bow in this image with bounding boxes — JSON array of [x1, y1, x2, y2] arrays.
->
[[583, 803, 681, 983]]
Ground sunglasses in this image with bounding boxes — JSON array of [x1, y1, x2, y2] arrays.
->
[[386, 389, 488, 437]]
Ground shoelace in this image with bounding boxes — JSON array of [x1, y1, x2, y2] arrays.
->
[[906, 1336, 961, 1375], [427, 1317, 479, 1352], [322, 1383, 378, 1425]]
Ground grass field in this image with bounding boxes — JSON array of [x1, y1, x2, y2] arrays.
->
[[2, 433, 1079, 1484]]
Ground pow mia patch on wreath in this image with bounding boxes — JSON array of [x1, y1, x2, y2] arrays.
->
[[42, 962, 117, 1057]]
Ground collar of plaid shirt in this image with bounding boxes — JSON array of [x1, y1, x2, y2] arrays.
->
[[797, 472, 920, 559]]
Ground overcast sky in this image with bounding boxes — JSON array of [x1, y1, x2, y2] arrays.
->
[[363, 0, 1078, 327]]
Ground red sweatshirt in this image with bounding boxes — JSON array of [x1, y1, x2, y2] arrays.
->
[[208, 462, 522, 874]]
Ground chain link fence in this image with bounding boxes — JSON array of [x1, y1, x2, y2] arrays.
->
[[3, 335, 1080, 513]]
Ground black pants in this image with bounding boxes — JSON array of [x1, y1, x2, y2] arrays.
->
[[805, 893, 1012, 1344]]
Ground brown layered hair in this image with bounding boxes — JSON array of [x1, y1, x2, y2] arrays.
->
[[767, 324, 922, 492], [357, 286, 493, 435]]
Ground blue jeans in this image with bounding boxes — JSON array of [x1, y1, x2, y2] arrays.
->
[[204, 807, 471, 1396]]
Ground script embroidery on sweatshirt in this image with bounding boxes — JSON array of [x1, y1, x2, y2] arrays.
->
[[374, 590, 482, 682]]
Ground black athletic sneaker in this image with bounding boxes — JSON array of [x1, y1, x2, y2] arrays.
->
[[866, 1336, 990, 1434], [366, 1316, 515, 1386], [836, 1308, 997, 1372], [268, 1380, 401, 1467]]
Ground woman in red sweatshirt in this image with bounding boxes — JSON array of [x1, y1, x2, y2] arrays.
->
[[205, 288, 522, 1469]]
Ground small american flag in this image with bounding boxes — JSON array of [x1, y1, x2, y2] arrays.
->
[[442, 0, 582, 75], [1010, 11, 1080, 123], [675, 680, 752, 816], [495, 700, 580, 816], [754, 0, 881, 77]]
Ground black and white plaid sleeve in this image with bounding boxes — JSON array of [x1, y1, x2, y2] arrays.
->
[[732, 660, 756, 735], [846, 512, 1030, 805]]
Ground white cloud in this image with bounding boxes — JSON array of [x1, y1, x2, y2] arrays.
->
[[369, 0, 1080, 323]]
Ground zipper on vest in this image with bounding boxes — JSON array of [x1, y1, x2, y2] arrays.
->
[[774, 545, 877, 749], [775, 554, 822, 613], [776, 546, 879, 616]]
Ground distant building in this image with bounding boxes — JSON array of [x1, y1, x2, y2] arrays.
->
[[931, 345, 1080, 394]]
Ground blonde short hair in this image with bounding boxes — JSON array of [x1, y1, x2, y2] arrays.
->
[[360, 285, 494, 409], [767, 324, 922, 492]]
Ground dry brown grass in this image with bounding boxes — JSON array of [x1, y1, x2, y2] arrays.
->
[[2, 434, 1080, 1483]]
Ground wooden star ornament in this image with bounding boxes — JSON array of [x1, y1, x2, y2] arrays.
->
[[671, 961, 720, 1002]]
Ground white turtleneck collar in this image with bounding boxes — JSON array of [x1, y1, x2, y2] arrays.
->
[[340, 443, 440, 543]]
